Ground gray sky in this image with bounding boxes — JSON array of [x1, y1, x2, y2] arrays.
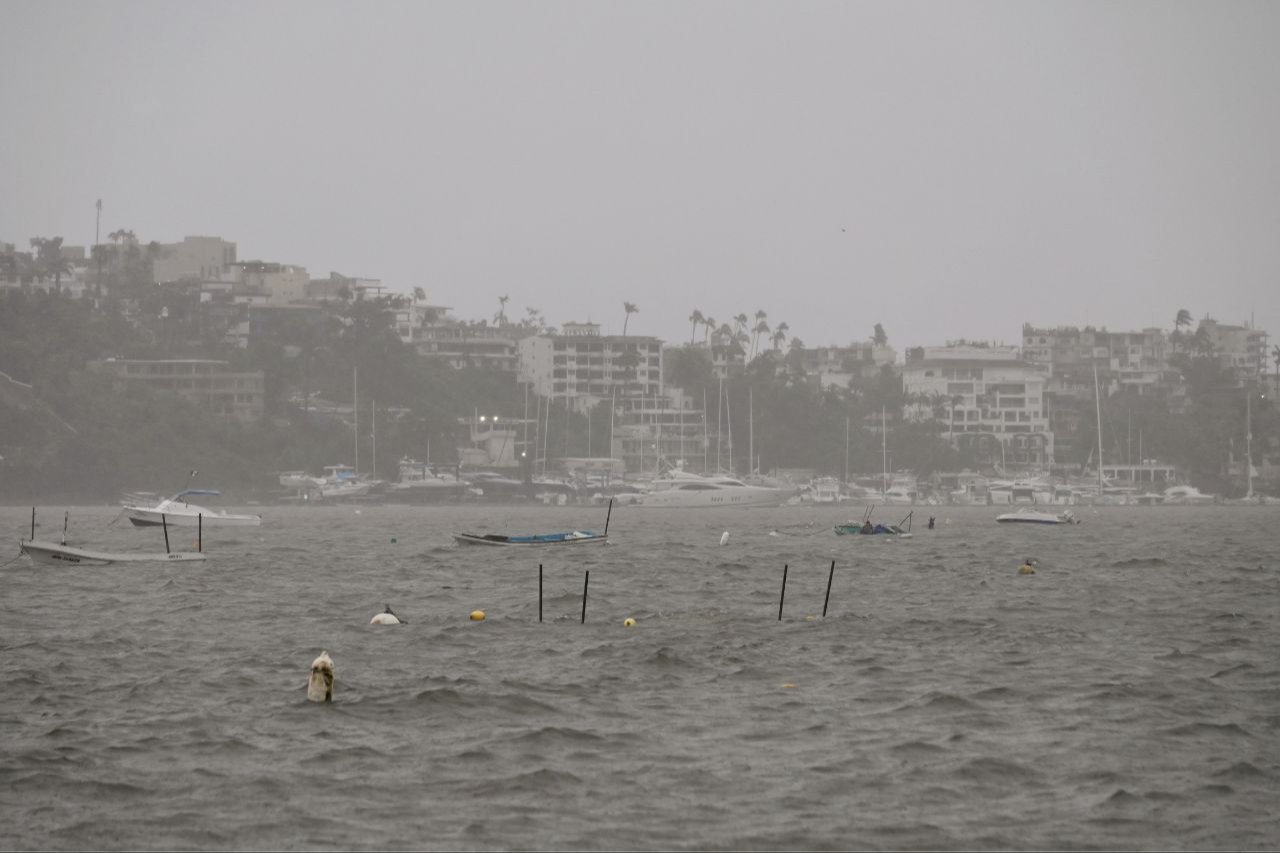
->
[[3, 1, 1278, 354]]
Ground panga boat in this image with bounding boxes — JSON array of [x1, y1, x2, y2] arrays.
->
[[995, 508, 1078, 525], [453, 498, 614, 547], [20, 508, 207, 566], [20, 540, 207, 566], [453, 530, 608, 547], [123, 489, 262, 527]]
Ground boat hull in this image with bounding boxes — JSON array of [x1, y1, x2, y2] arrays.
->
[[21, 539, 207, 566], [453, 532, 608, 547], [125, 508, 261, 527]]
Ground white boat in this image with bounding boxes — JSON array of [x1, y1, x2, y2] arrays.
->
[[1161, 485, 1217, 506], [123, 489, 262, 527], [803, 477, 845, 504], [385, 458, 467, 503], [278, 470, 324, 490], [633, 474, 787, 508], [21, 539, 207, 566], [996, 508, 1078, 525]]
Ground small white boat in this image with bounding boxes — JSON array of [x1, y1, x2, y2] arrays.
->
[[996, 508, 1078, 525], [20, 539, 207, 566], [123, 489, 262, 527], [1160, 485, 1217, 506]]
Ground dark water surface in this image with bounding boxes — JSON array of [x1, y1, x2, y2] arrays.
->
[[1, 503, 1277, 851]]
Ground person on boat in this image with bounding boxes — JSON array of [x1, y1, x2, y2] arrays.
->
[[873, 523, 888, 534], [927, 516, 936, 530], [861, 520, 874, 534]]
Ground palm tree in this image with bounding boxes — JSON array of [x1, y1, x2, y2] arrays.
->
[[622, 301, 638, 335], [734, 313, 749, 337], [873, 323, 888, 346], [751, 320, 770, 358], [703, 316, 716, 343], [772, 321, 790, 350], [1173, 308, 1193, 351], [497, 294, 509, 325], [688, 309, 704, 345], [412, 287, 426, 303], [30, 237, 71, 286]]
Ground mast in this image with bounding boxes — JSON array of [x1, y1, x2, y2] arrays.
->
[[881, 405, 888, 495], [1245, 385, 1254, 499], [353, 366, 359, 475], [725, 380, 733, 474], [1093, 364, 1104, 495], [748, 386, 754, 476], [371, 400, 376, 478]]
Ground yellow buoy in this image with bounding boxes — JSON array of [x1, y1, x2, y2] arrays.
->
[[1019, 562, 1037, 575], [469, 609, 486, 621], [782, 683, 797, 689], [624, 617, 636, 628]]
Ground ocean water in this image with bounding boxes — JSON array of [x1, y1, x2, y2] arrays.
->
[[1, 502, 1277, 851]]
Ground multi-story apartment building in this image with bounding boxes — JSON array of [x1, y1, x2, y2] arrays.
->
[[416, 320, 525, 372], [518, 322, 663, 413], [903, 344, 1053, 470], [231, 261, 310, 306], [153, 236, 237, 283], [1022, 324, 1174, 394], [86, 358, 264, 423], [1194, 318, 1269, 378]]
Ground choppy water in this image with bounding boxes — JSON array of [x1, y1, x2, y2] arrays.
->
[[1, 503, 1277, 851]]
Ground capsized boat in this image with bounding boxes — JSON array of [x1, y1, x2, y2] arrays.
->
[[996, 508, 1078, 524], [123, 489, 262, 527], [834, 508, 914, 538]]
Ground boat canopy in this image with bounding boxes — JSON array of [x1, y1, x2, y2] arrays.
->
[[174, 489, 222, 500]]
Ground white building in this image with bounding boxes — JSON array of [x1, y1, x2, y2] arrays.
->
[[153, 236, 237, 283], [903, 344, 1053, 470], [518, 322, 663, 413]]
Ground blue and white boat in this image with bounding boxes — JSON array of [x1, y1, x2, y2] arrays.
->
[[453, 530, 607, 547], [995, 508, 1077, 525]]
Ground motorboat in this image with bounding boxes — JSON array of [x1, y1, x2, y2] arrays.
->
[[632, 474, 788, 508], [385, 458, 468, 503], [834, 507, 915, 538], [995, 508, 1078, 524], [804, 477, 846, 504], [123, 489, 262, 527], [1160, 485, 1217, 506], [316, 465, 382, 500]]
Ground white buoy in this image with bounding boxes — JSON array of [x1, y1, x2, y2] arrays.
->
[[370, 604, 404, 625], [307, 651, 334, 703], [719, 531, 729, 546]]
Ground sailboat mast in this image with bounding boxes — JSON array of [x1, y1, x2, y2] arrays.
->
[[748, 386, 754, 476], [354, 366, 359, 475], [725, 381, 733, 474], [1246, 386, 1254, 499], [1093, 364, 1104, 494], [881, 405, 887, 494]]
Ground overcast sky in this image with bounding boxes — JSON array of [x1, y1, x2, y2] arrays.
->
[[3, 1, 1277, 354]]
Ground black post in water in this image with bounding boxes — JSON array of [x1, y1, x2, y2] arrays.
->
[[823, 560, 836, 617], [778, 564, 788, 621], [62, 511, 68, 544], [30, 507, 35, 540], [162, 514, 170, 553], [539, 564, 543, 623], [581, 570, 590, 624], [604, 498, 613, 536], [198, 514, 202, 552]]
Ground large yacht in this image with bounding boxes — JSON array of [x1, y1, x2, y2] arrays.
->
[[632, 473, 789, 508]]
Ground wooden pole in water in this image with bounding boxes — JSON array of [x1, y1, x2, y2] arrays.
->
[[581, 570, 590, 623], [62, 511, 68, 545], [198, 514, 202, 552], [823, 560, 835, 617], [539, 564, 543, 623], [604, 498, 613, 536], [30, 506, 35, 540], [162, 514, 170, 553], [778, 564, 788, 620]]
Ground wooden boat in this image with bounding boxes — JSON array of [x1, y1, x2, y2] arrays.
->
[[453, 530, 607, 547], [454, 499, 613, 547], [834, 507, 914, 538]]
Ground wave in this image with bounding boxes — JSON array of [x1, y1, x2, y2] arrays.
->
[[1110, 557, 1169, 567]]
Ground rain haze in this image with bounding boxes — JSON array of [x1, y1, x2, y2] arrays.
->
[[3, 0, 1278, 347]]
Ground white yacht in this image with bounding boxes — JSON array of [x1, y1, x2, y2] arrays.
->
[[1161, 485, 1217, 506], [633, 474, 788, 508], [385, 458, 467, 503]]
